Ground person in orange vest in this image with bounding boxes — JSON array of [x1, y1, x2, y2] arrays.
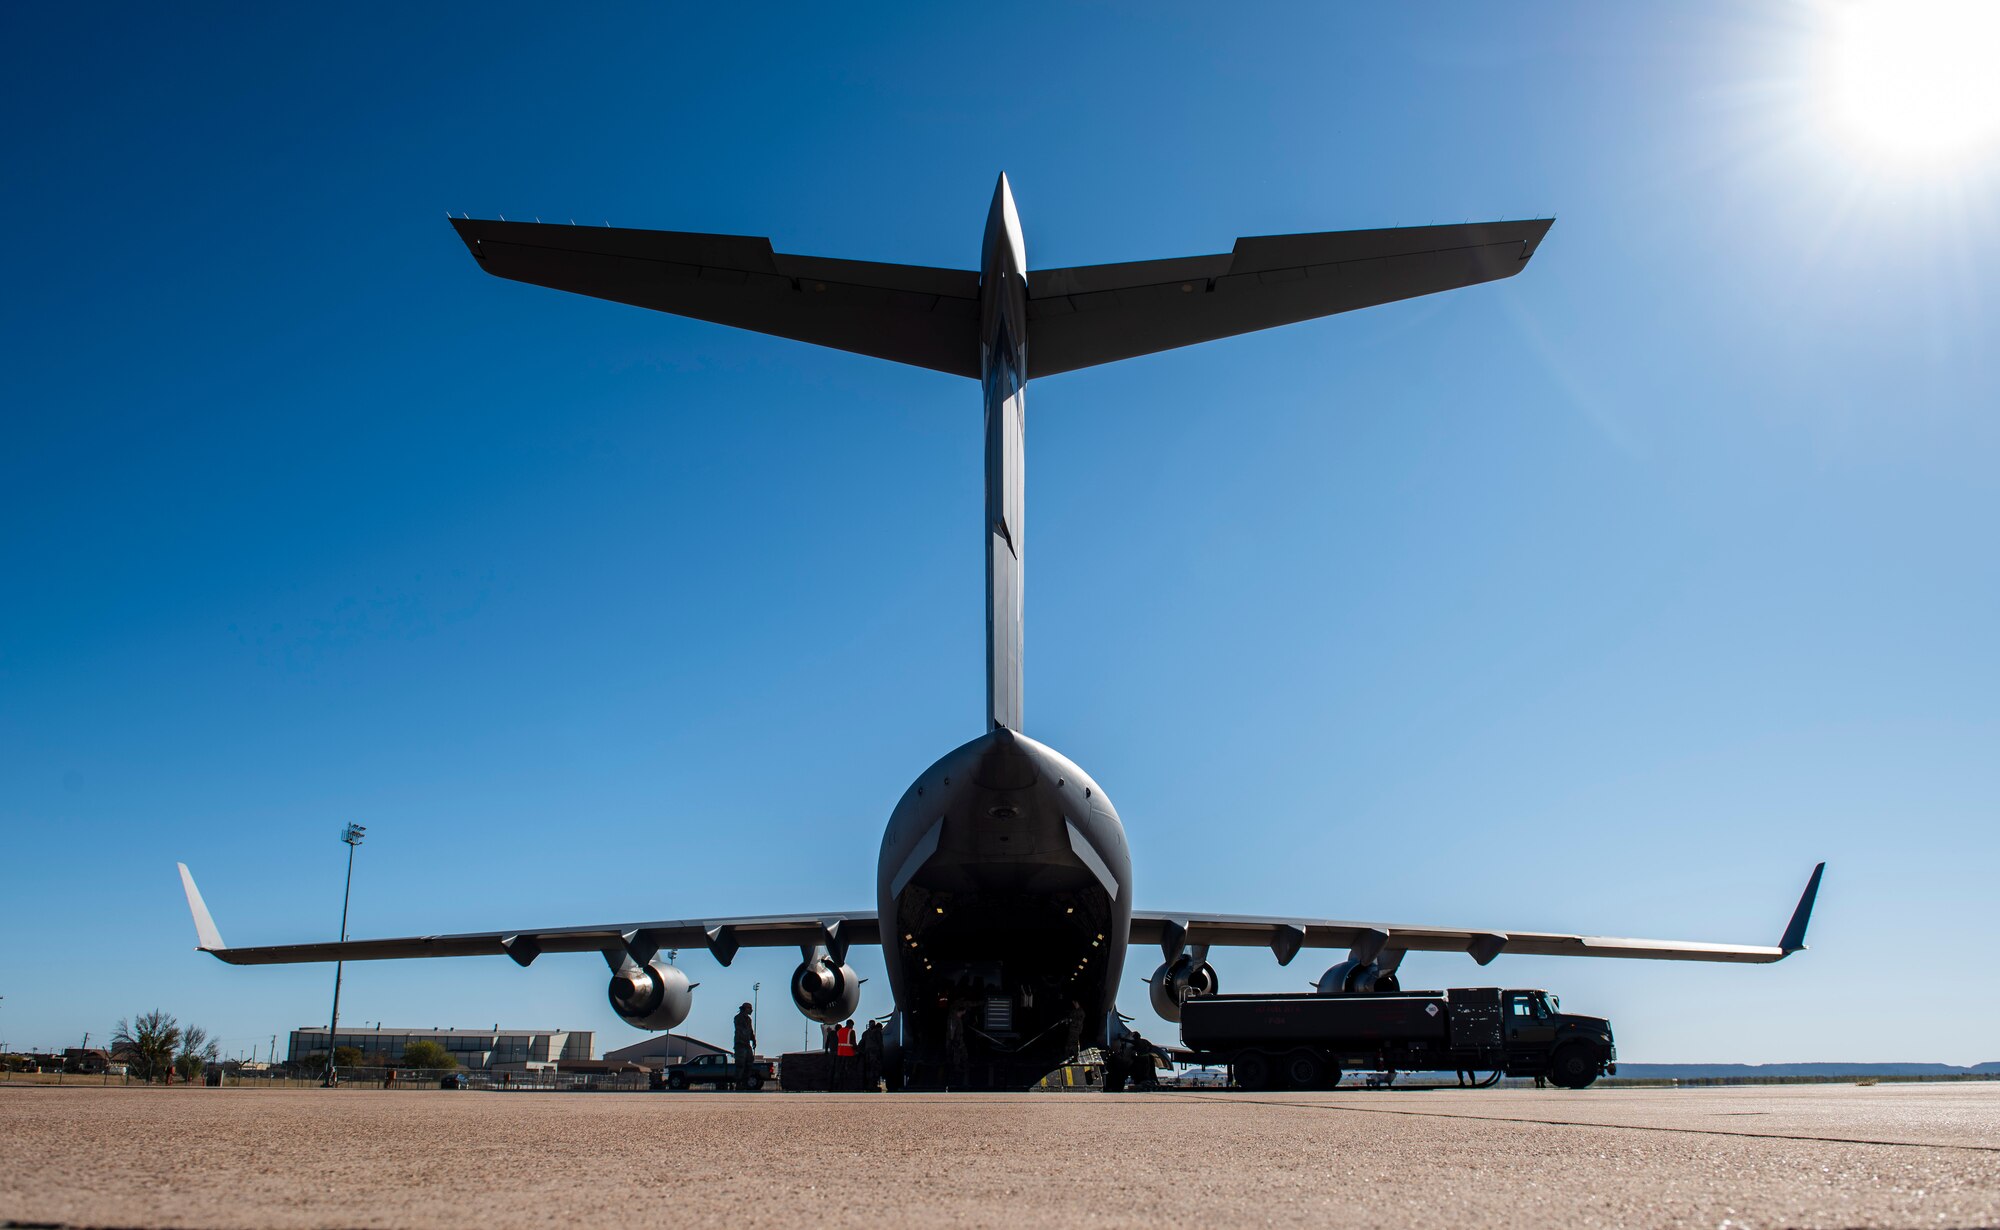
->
[[835, 1019, 858, 1089]]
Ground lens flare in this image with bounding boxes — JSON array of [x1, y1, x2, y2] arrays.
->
[[1829, 0, 2000, 160]]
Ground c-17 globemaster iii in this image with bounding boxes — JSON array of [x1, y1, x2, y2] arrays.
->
[[180, 175, 1823, 1089]]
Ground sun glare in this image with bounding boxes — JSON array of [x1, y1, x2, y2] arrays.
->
[[1828, 0, 2000, 161]]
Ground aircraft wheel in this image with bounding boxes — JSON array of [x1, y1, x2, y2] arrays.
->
[[1234, 1050, 1274, 1091], [1547, 1043, 1600, 1090], [1283, 1049, 1325, 1089]]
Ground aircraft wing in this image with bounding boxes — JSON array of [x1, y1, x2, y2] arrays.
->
[[177, 864, 877, 968], [450, 218, 982, 377], [1131, 863, 1824, 969], [1025, 219, 1553, 378]]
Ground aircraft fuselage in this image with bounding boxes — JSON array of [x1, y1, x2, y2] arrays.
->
[[876, 729, 1131, 1087], [873, 180, 1133, 1087]]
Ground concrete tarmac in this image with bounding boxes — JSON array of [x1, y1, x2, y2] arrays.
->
[[4, 1083, 1997, 1228]]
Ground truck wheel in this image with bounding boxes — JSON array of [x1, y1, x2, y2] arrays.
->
[[1234, 1051, 1274, 1091], [1283, 1049, 1325, 1090], [666, 1073, 687, 1090], [1547, 1043, 1599, 1090], [744, 1072, 764, 1091]]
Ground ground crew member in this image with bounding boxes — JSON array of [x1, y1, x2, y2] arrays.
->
[[1103, 1032, 1132, 1093], [945, 1005, 970, 1089], [860, 1019, 884, 1091], [834, 1019, 858, 1090], [733, 1002, 756, 1087], [1128, 1032, 1160, 1089]]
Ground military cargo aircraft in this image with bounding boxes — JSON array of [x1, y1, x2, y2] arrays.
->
[[181, 176, 1823, 1088]]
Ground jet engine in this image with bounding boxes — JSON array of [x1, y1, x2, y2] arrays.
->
[[1315, 960, 1398, 994], [608, 959, 695, 1031], [791, 955, 862, 1023], [1147, 957, 1219, 1022]]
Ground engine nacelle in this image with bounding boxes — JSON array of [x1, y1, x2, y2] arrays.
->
[[608, 959, 694, 1031], [1147, 958, 1219, 1022], [1315, 960, 1398, 994], [791, 956, 862, 1024]]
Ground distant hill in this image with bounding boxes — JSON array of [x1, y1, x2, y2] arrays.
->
[[1614, 1062, 2000, 1079]]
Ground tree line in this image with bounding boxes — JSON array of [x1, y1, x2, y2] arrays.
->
[[110, 1010, 220, 1084], [7, 1011, 464, 1081]]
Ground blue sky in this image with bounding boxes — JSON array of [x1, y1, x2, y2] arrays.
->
[[3, 3, 1995, 1065]]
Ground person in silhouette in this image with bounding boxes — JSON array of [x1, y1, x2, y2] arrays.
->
[[733, 1002, 756, 1088], [946, 1005, 971, 1089], [860, 1019, 884, 1091], [1127, 1032, 1162, 1089], [1104, 1032, 1132, 1093]]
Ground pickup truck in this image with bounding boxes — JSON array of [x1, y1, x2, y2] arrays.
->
[[1178, 987, 1615, 1090], [657, 1053, 773, 1091]]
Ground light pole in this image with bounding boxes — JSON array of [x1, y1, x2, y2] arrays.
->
[[752, 982, 761, 1052], [324, 823, 365, 1086]]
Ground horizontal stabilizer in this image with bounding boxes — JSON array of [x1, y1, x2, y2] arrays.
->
[[451, 219, 981, 377], [1026, 219, 1553, 377]]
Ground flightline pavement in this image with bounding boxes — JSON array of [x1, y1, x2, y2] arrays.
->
[[2, 1082, 1997, 1228]]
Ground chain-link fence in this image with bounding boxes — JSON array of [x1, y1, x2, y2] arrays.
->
[[4, 1064, 673, 1092]]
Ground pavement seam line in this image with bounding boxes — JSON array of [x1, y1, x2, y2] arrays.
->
[[1179, 1095, 2000, 1154]]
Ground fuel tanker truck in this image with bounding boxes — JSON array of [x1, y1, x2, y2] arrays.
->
[[1176, 986, 1615, 1090]]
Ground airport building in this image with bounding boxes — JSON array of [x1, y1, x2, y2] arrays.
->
[[288, 1027, 592, 1071], [601, 1033, 727, 1069]]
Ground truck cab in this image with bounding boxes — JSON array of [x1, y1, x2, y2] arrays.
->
[[1504, 990, 1558, 1046], [1506, 989, 1616, 1088]]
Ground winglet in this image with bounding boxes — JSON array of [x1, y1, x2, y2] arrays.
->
[[177, 863, 227, 952], [1779, 862, 1825, 955]]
